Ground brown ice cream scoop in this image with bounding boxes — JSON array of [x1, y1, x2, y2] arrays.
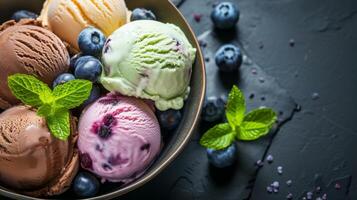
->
[[0, 106, 79, 197], [0, 19, 70, 109]]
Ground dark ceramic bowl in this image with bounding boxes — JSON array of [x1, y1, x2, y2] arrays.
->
[[0, 0, 206, 199]]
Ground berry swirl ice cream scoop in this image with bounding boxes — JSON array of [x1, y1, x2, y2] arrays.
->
[[78, 93, 161, 184], [101, 20, 197, 111]]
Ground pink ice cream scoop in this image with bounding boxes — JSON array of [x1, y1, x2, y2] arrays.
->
[[78, 93, 161, 183]]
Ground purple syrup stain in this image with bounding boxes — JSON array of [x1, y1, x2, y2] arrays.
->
[[140, 143, 151, 151], [103, 114, 117, 127], [102, 163, 112, 171], [193, 13, 203, 22], [104, 38, 112, 53], [175, 39, 181, 47], [104, 45, 111, 54], [108, 154, 129, 166], [91, 122, 101, 134], [130, 172, 138, 179], [173, 38, 182, 52], [95, 144, 103, 152], [139, 72, 149, 78], [80, 153, 93, 170], [98, 98, 120, 106]]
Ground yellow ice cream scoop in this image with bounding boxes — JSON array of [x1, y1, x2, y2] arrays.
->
[[39, 0, 128, 50]]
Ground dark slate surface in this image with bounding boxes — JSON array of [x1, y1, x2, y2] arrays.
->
[[121, 0, 357, 199]]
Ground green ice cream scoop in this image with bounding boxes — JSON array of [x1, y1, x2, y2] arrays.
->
[[101, 20, 196, 111]]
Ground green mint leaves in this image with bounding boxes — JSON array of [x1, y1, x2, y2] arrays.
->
[[8, 74, 92, 140], [226, 85, 245, 129], [200, 85, 277, 150], [200, 123, 235, 150], [8, 74, 53, 107]]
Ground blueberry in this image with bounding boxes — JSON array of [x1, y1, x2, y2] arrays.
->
[[131, 8, 157, 21], [69, 53, 82, 72], [81, 85, 101, 108], [211, 2, 240, 29], [202, 96, 225, 123], [12, 10, 38, 22], [74, 56, 102, 82], [207, 143, 238, 168], [72, 172, 100, 197], [215, 44, 242, 72], [78, 27, 106, 57], [52, 73, 75, 88], [157, 109, 182, 131]]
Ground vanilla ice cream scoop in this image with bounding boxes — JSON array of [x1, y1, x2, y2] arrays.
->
[[39, 0, 128, 50]]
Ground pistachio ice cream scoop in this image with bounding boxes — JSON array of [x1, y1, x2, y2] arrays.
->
[[101, 20, 196, 111]]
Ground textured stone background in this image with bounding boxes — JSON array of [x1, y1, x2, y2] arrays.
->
[[121, 0, 357, 199]]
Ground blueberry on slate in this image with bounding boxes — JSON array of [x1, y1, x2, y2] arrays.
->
[[78, 27, 106, 57], [211, 2, 240, 29], [215, 44, 242, 72], [72, 172, 100, 197], [52, 73, 75, 88], [74, 56, 102, 82], [202, 96, 225, 123], [158, 109, 182, 131], [207, 143, 238, 168], [12, 10, 38, 22], [81, 84, 101, 108], [69, 53, 82, 72], [131, 8, 157, 21]]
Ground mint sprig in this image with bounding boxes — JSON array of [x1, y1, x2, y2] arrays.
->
[[200, 85, 277, 150], [200, 123, 235, 150], [8, 74, 92, 140]]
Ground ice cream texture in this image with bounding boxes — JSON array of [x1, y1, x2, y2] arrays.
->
[[39, 0, 128, 50], [78, 93, 161, 183], [0, 106, 79, 197], [0, 19, 70, 109], [101, 20, 197, 111]]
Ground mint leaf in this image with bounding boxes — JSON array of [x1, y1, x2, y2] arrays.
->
[[226, 85, 245, 129], [46, 110, 70, 140], [37, 104, 52, 117], [52, 80, 92, 110], [200, 123, 235, 150], [8, 74, 52, 107], [243, 108, 277, 125], [237, 108, 277, 141]]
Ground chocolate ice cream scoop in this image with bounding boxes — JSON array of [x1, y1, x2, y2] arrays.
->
[[0, 106, 79, 197], [0, 19, 70, 109]]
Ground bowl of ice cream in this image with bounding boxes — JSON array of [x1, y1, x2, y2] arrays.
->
[[0, 0, 205, 199]]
